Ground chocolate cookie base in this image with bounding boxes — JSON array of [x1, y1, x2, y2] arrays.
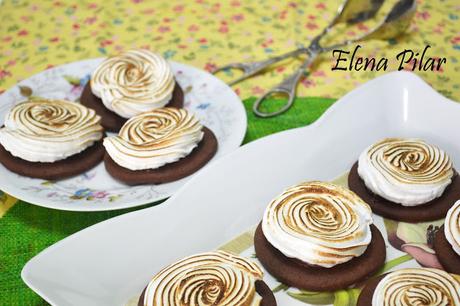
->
[[104, 127, 218, 185], [80, 81, 184, 132], [137, 280, 277, 306], [254, 223, 386, 291], [0, 139, 104, 180], [348, 161, 460, 222], [357, 274, 387, 306], [434, 225, 460, 275]]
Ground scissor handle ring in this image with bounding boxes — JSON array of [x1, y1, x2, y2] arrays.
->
[[253, 89, 295, 118]]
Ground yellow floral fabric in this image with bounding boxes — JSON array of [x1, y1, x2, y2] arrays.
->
[[0, 0, 459, 100], [0, 192, 16, 217]]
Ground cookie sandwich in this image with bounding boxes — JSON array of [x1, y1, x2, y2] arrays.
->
[[138, 251, 276, 306], [0, 98, 104, 179], [349, 138, 459, 222], [81, 49, 184, 132], [434, 199, 460, 274], [254, 181, 386, 291], [103, 107, 217, 185], [357, 268, 460, 306]]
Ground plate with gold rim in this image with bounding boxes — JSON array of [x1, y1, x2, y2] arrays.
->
[[0, 58, 246, 211]]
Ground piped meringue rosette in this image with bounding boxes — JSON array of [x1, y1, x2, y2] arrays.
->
[[372, 268, 460, 306], [103, 107, 203, 170], [262, 181, 373, 268], [358, 138, 454, 206], [445, 199, 460, 256], [0, 99, 103, 162], [91, 49, 175, 118], [142, 251, 264, 306]]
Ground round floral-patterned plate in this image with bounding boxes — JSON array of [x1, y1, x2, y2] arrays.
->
[[0, 58, 246, 211]]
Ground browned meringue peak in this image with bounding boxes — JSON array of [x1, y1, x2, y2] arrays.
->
[[103, 107, 203, 170], [372, 268, 460, 305], [366, 138, 453, 185], [142, 251, 263, 306], [8, 99, 100, 135], [90, 49, 175, 118], [262, 181, 373, 267], [0, 98, 103, 162], [358, 138, 454, 206]]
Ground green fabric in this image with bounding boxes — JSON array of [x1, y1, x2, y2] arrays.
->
[[243, 96, 336, 143], [0, 96, 336, 305]]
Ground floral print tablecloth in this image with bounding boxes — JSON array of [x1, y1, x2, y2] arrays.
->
[[0, 0, 459, 304], [1, 0, 460, 99]]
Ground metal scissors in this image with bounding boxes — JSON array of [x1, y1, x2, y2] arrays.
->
[[212, 0, 416, 118]]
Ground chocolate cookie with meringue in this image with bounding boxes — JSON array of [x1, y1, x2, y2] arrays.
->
[[0, 99, 104, 180], [434, 199, 460, 274], [357, 268, 460, 306], [103, 107, 217, 185], [254, 181, 386, 291], [349, 138, 460, 222], [138, 251, 277, 306], [81, 49, 184, 132]]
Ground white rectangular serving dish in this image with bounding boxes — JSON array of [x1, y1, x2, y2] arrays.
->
[[22, 71, 460, 305]]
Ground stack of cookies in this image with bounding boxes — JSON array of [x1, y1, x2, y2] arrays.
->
[[0, 98, 105, 179], [249, 137, 460, 303], [254, 181, 386, 291], [347, 137, 460, 303], [349, 138, 458, 222], [103, 107, 217, 185], [435, 200, 460, 274], [135, 137, 460, 306], [81, 49, 184, 132], [0, 49, 217, 184]]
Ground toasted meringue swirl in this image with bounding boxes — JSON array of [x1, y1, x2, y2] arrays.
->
[[372, 268, 460, 305], [262, 181, 373, 268], [358, 138, 454, 206], [445, 200, 460, 256], [91, 49, 175, 118], [0, 99, 103, 162], [143, 251, 263, 306], [103, 107, 203, 170]]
